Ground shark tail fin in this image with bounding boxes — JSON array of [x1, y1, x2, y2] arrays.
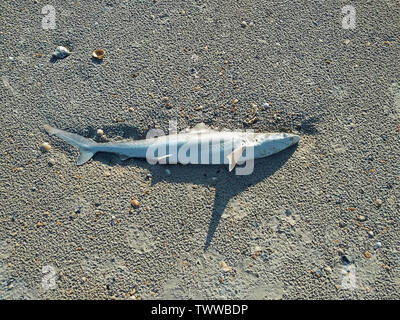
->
[[44, 125, 97, 165]]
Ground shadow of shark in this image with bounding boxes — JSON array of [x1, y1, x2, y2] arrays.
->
[[93, 144, 297, 250]]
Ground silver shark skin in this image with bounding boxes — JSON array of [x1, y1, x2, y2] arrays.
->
[[44, 123, 299, 171]]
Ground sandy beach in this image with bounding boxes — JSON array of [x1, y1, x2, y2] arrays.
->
[[1, 0, 399, 299]]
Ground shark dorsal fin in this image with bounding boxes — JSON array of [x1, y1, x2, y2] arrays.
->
[[193, 123, 210, 131], [183, 122, 213, 133], [226, 146, 246, 172]]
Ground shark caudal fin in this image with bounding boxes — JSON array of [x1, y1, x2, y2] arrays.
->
[[44, 125, 98, 165]]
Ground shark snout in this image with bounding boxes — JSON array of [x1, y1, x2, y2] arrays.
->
[[289, 134, 300, 145]]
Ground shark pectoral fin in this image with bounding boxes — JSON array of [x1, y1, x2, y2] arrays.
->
[[147, 153, 173, 164], [77, 149, 95, 166], [157, 154, 172, 161], [226, 146, 246, 172]]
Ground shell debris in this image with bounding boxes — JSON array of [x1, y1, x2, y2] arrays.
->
[[219, 261, 232, 272]]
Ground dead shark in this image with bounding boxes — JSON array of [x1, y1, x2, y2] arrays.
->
[[44, 123, 299, 172]]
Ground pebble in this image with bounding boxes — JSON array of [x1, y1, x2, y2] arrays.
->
[[146, 173, 152, 180], [374, 198, 383, 208], [363, 251, 372, 259], [344, 39, 351, 45], [367, 230, 374, 238], [285, 208, 292, 216], [337, 248, 345, 255], [262, 102, 270, 108], [96, 129, 104, 136], [48, 158, 56, 166], [253, 246, 262, 257], [52, 46, 71, 59], [314, 269, 323, 278], [240, 21, 248, 28], [128, 107, 135, 112], [40, 142, 51, 152], [165, 169, 171, 176], [374, 242, 382, 250], [8, 57, 14, 61], [341, 255, 351, 265], [357, 215, 367, 222], [324, 266, 332, 274]]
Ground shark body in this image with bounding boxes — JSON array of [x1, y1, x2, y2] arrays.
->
[[44, 123, 299, 171]]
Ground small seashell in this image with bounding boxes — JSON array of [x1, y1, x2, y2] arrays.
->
[[92, 49, 105, 60], [130, 198, 140, 208], [40, 142, 51, 152], [96, 129, 104, 136], [52, 46, 71, 59]]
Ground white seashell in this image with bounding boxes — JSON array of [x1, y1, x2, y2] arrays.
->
[[52, 46, 71, 59]]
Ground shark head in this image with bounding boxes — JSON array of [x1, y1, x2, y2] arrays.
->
[[251, 132, 300, 158]]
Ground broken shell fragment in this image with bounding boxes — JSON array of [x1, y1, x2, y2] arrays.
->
[[92, 49, 105, 60]]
